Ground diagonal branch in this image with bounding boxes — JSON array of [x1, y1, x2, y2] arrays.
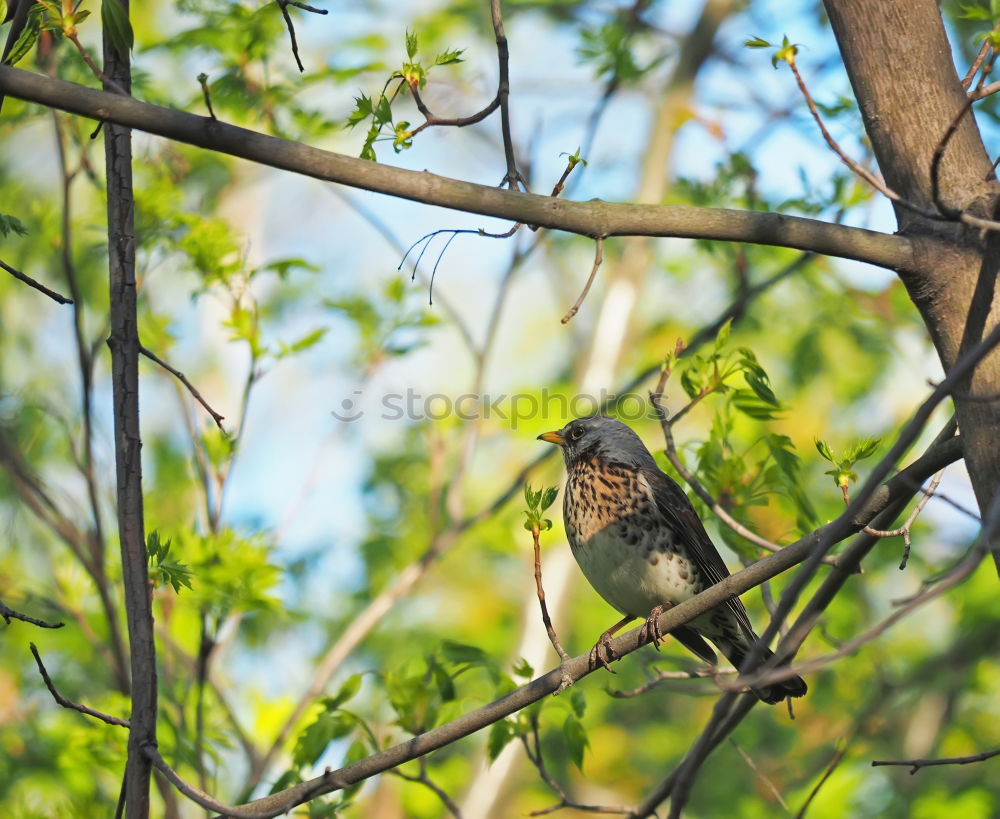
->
[[0, 66, 913, 271], [0, 598, 64, 628], [30, 643, 130, 727], [0, 257, 74, 304]]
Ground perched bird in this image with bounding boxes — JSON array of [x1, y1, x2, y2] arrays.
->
[[538, 415, 807, 704]]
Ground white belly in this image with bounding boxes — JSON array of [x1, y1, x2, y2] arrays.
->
[[571, 526, 698, 618]]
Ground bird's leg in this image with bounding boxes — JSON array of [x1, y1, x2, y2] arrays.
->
[[639, 603, 672, 649], [589, 615, 635, 673]]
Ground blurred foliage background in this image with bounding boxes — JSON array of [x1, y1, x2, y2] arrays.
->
[[1, 0, 998, 816]]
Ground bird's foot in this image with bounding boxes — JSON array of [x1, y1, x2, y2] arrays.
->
[[639, 603, 671, 650], [588, 630, 618, 673]]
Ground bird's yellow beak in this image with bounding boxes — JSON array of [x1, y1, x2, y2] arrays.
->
[[537, 430, 565, 446]]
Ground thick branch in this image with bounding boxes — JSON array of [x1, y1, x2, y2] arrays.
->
[[0, 66, 912, 270]]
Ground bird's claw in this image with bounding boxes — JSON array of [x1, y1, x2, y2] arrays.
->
[[589, 631, 618, 673], [639, 603, 670, 650]]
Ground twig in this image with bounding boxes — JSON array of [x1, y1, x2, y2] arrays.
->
[[531, 526, 572, 692], [610, 666, 737, 698], [197, 73, 217, 120], [795, 742, 846, 818], [139, 344, 226, 430], [29, 643, 130, 727], [728, 738, 790, 813], [390, 757, 464, 818], [0, 599, 64, 628], [65, 33, 128, 96], [862, 469, 943, 569], [961, 38, 994, 91], [0, 258, 74, 304], [522, 716, 634, 816], [275, 0, 327, 73], [872, 747, 1000, 774], [561, 237, 605, 323], [146, 742, 338, 818]]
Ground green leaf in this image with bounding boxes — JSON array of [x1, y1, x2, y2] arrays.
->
[[5, 3, 44, 67], [441, 640, 490, 666], [814, 439, 835, 462], [101, 0, 134, 63], [434, 48, 464, 66], [405, 29, 418, 59], [0, 213, 28, 237], [959, 3, 994, 21], [487, 720, 515, 762], [743, 36, 772, 48], [562, 714, 589, 770], [293, 710, 354, 767], [714, 317, 732, 351], [511, 657, 534, 680], [848, 437, 881, 461], [323, 674, 363, 711], [540, 486, 559, 512], [744, 368, 779, 406], [347, 94, 374, 128]]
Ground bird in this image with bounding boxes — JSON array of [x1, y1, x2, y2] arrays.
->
[[538, 415, 807, 705]]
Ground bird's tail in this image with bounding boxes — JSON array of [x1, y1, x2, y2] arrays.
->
[[722, 641, 807, 705]]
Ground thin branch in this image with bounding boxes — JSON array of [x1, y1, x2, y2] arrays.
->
[[65, 32, 129, 96], [961, 38, 994, 91], [863, 469, 943, 569], [728, 738, 790, 814], [147, 743, 340, 818], [30, 643, 130, 727], [795, 742, 846, 819], [609, 666, 736, 698], [275, 0, 327, 73], [390, 757, 464, 818], [930, 79, 1000, 217], [561, 237, 605, 323], [872, 747, 1000, 774], [0, 66, 915, 272], [0, 599, 64, 628], [522, 716, 634, 816], [197, 73, 217, 120], [0, 258, 74, 304], [531, 525, 572, 692], [139, 344, 226, 429]]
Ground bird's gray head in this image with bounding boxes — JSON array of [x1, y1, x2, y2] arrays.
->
[[537, 416, 656, 468]]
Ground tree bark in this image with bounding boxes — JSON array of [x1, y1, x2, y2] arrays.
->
[[103, 2, 157, 815], [826, 0, 1000, 568]]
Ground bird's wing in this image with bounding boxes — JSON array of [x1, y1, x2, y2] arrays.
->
[[639, 466, 758, 638]]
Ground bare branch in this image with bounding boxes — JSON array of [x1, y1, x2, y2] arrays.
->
[[863, 469, 943, 569], [728, 738, 790, 814], [0, 66, 914, 271], [0, 599, 64, 629], [872, 747, 1000, 774], [275, 0, 327, 73], [561, 237, 605, 323], [139, 344, 226, 430], [30, 643, 130, 727], [531, 526, 572, 692], [0, 258, 74, 304], [795, 742, 846, 819]]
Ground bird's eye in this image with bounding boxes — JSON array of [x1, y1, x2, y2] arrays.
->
[[570, 425, 584, 440]]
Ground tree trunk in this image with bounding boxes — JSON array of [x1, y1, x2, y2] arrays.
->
[[826, 0, 1000, 566]]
